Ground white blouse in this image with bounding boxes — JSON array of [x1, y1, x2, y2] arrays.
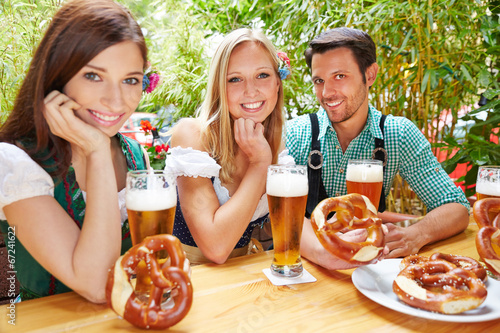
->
[[164, 146, 295, 221], [0, 143, 128, 223]]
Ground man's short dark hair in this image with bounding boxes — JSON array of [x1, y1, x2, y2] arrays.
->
[[305, 27, 376, 81]]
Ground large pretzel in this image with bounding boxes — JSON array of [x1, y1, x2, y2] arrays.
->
[[473, 198, 500, 278], [400, 253, 487, 281], [393, 260, 487, 314], [106, 234, 193, 329], [429, 252, 487, 281], [476, 226, 500, 279], [473, 198, 500, 229], [310, 193, 385, 265]]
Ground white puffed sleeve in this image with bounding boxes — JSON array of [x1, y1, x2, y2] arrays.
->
[[164, 147, 221, 178], [0, 143, 54, 220], [278, 149, 296, 165]]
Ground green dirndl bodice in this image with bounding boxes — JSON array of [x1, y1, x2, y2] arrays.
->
[[0, 133, 147, 300]]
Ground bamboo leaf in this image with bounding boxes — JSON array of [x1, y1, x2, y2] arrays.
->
[[484, 89, 500, 99], [460, 64, 473, 83], [421, 69, 430, 94], [394, 27, 413, 56]]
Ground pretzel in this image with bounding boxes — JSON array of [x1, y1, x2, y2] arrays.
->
[[476, 226, 500, 278], [310, 193, 384, 265], [399, 253, 487, 281], [106, 234, 193, 329], [473, 198, 500, 229], [429, 252, 487, 281], [393, 260, 487, 314], [473, 198, 500, 278]]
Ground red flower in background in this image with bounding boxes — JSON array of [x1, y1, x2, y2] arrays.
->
[[155, 143, 169, 154], [140, 120, 156, 135]]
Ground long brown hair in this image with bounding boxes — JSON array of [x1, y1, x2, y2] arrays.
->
[[0, 0, 147, 179], [197, 28, 285, 183]]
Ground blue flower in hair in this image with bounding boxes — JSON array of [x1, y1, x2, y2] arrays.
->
[[142, 74, 150, 90], [279, 67, 291, 80]]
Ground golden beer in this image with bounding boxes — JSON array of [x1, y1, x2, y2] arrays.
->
[[126, 171, 177, 296], [346, 180, 383, 210], [477, 193, 500, 200], [267, 195, 307, 266], [128, 206, 176, 244], [267, 165, 308, 278], [346, 159, 383, 212]]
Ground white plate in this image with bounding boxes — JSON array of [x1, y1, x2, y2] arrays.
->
[[352, 258, 500, 322]]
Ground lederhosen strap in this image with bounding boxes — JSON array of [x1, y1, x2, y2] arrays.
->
[[305, 113, 388, 216], [372, 114, 388, 212], [305, 113, 328, 218]]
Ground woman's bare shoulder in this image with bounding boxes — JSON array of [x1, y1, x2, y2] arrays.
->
[[170, 118, 205, 151]]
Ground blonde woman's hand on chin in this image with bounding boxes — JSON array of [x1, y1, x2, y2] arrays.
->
[[44, 90, 110, 156], [233, 118, 272, 166]]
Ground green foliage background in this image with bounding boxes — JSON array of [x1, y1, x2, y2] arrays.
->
[[1, 0, 499, 207]]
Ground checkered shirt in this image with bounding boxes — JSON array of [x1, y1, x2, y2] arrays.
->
[[285, 105, 470, 212]]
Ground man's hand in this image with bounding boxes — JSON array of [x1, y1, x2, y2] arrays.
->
[[383, 223, 426, 258]]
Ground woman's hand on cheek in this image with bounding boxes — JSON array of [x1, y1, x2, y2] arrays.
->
[[44, 90, 110, 155], [233, 118, 272, 165]]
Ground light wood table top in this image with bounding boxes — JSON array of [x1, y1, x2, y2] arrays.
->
[[2, 219, 499, 332]]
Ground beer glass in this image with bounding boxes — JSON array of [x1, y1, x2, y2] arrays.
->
[[266, 165, 308, 278], [346, 159, 383, 211], [476, 165, 500, 200], [126, 170, 177, 296]]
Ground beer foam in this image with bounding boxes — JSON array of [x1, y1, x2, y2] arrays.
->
[[476, 181, 500, 197], [126, 188, 177, 211], [267, 173, 308, 197], [346, 164, 383, 182]]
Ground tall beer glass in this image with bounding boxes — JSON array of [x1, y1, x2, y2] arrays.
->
[[476, 165, 500, 200], [346, 159, 383, 211], [126, 170, 177, 296], [267, 165, 308, 278]]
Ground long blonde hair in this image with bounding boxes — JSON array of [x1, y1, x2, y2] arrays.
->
[[197, 28, 285, 183]]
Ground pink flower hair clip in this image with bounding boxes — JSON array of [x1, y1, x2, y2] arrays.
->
[[143, 64, 160, 94], [277, 52, 291, 80]]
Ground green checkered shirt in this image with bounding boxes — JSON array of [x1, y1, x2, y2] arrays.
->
[[286, 105, 470, 212]]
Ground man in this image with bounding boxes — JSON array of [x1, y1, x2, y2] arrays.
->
[[289, 27, 470, 269]]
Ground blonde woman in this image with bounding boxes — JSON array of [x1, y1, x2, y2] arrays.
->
[[166, 28, 293, 264]]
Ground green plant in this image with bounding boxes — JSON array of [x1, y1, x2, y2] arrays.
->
[[436, 3, 500, 198], [121, 0, 209, 121], [438, 89, 500, 197], [0, 0, 60, 120]]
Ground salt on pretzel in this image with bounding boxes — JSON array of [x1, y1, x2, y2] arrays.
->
[[393, 260, 487, 314], [473, 198, 500, 229], [310, 193, 384, 265], [400, 253, 487, 281], [399, 254, 428, 270], [476, 226, 500, 278], [429, 252, 487, 281], [106, 234, 193, 329]]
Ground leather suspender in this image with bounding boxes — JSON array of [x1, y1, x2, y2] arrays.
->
[[305, 113, 388, 216], [372, 114, 387, 212], [306, 113, 328, 218]]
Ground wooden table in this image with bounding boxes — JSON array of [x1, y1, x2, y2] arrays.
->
[[1, 219, 499, 332]]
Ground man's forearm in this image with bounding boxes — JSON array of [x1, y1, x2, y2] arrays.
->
[[411, 202, 469, 246]]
